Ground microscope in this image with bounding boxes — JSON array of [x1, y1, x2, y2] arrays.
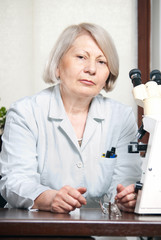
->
[[129, 69, 161, 214]]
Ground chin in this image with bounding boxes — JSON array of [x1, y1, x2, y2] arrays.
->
[[77, 90, 98, 98]]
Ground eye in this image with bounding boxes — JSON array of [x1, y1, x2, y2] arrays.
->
[[77, 55, 84, 59], [98, 60, 107, 65]]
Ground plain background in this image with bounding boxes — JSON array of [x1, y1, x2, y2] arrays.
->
[[0, 0, 160, 120]]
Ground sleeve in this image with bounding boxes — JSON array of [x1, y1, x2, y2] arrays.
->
[[0, 100, 51, 209], [107, 108, 142, 202]]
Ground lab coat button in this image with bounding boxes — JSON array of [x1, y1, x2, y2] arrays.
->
[[77, 162, 83, 168]]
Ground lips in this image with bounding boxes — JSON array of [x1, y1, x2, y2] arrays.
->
[[79, 79, 95, 85]]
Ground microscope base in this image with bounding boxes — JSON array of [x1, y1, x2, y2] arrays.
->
[[135, 116, 161, 214]]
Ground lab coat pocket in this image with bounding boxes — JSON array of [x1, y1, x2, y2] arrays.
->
[[97, 156, 117, 193], [86, 156, 117, 197]]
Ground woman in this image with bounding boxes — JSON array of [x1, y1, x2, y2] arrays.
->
[[0, 23, 142, 213]]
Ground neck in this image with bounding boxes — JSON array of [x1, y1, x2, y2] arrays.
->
[[60, 86, 92, 115], [59, 85, 92, 139]]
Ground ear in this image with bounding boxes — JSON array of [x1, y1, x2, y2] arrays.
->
[[106, 72, 111, 82], [103, 72, 111, 91], [56, 66, 60, 79]]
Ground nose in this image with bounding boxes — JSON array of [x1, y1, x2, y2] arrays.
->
[[84, 60, 96, 75]]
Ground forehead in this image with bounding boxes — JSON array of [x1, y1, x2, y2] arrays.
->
[[68, 32, 103, 53]]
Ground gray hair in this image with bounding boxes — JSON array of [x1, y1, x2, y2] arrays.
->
[[43, 23, 119, 92]]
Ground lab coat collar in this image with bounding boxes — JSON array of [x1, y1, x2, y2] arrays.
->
[[48, 84, 108, 151], [48, 84, 106, 121], [88, 96, 105, 121], [48, 84, 66, 120]]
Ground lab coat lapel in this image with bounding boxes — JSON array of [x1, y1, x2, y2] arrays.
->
[[81, 96, 105, 150], [58, 118, 79, 150], [48, 85, 106, 151], [81, 117, 99, 150], [48, 84, 80, 150]]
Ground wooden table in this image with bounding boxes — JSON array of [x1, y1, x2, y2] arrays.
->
[[0, 208, 161, 239]]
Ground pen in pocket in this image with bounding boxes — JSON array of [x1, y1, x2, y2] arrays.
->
[[102, 147, 117, 158]]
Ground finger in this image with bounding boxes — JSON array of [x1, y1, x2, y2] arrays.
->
[[118, 193, 137, 203], [51, 186, 85, 213], [116, 184, 135, 199], [69, 187, 87, 205], [55, 186, 81, 209], [51, 200, 75, 213], [122, 200, 136, 208], [116, 184, 125, 194], [77, 187, 87, 194], [60, 187, 84, 208], [115, 184, 125, 201], [51, 195, 76, 213], [61, 186, 86, 205], [117, 202, 135, 213], [62, 193, 82, 208], [77, 187, 87, 205]]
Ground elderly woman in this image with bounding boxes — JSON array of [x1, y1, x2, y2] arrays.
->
[[0, 23, 142, 213]]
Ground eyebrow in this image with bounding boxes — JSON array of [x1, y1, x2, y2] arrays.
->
[[71, 48, 106, 59], [97, 55, 107, 59]]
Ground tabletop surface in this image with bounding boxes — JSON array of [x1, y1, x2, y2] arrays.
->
[[0, 208, 161, 237]]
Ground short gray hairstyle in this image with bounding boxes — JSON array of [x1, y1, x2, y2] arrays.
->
[[43, 23, 119, 92]]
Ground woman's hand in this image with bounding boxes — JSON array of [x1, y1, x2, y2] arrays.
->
[[50, 185, 87, 213], [115, 184, 137, 212], [33, 185, 87, 213]]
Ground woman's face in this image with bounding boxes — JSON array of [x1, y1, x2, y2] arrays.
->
[[57, 32, 110, 99]]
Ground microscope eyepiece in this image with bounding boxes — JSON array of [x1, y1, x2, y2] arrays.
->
[[150, 69, 161, 85], [129, 69, 142, 87]]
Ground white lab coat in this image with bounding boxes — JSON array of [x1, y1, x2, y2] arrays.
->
[[0, 84, 142, 209]]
